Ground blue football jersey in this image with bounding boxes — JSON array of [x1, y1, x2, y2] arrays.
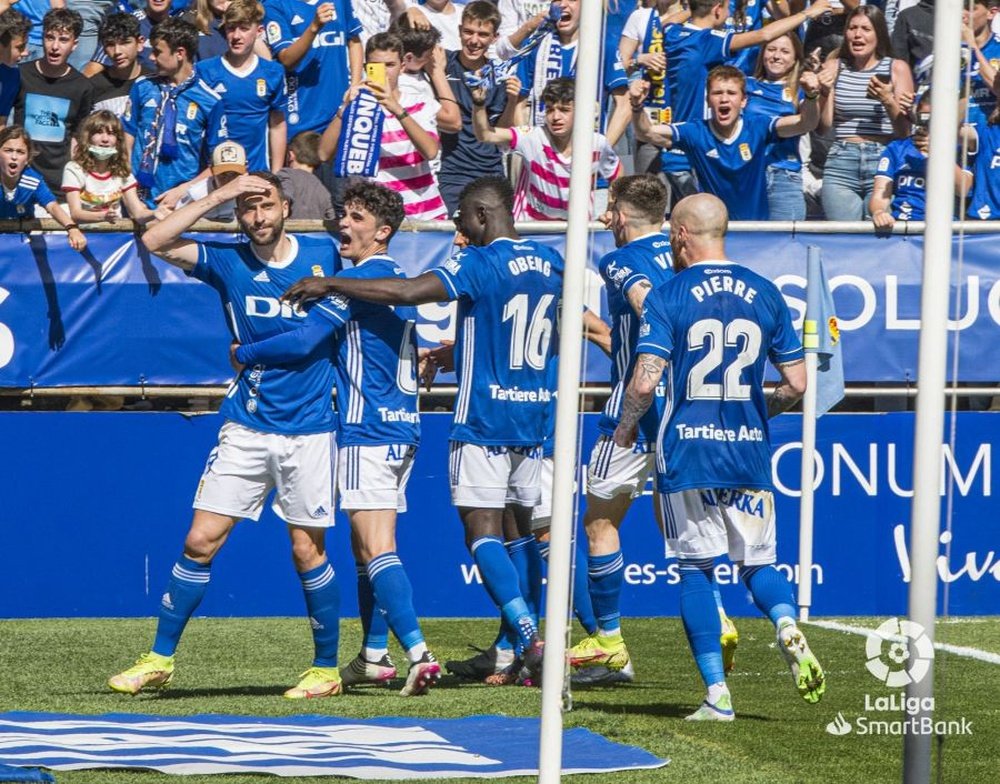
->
[[875, 137, 929, 221], [190, 235, 341, 435], [745, 77, 801, 171], [669, 114, 779, 220], [724, 0, 765, 76], [969, 120, 1000, 220], [516, 38, 628, 128], [663, 23, 733, 122], [0, 167, 54, 218], [196, 55, 288, 172], [431, 237, 564, 447], [597, 233, 675, 444], [310, 255, 420, 447], [965, 36, 1000, 127], [637, 260, 803, 493], [123, 75, 228, 204], [264, 0, 362, 134]]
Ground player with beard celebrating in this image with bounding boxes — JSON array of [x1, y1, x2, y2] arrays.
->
[[108, 172, 346, 700]]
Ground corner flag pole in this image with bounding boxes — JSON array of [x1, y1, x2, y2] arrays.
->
[[796, 247, 821, 623], [537, 0, 604, 780], [904, 3, 962, 783]]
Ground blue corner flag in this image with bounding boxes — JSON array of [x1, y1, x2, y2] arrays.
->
[[804, 249, 844, 416]]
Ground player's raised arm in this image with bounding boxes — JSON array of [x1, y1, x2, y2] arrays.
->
[[613, 352, 667, 448], [283, 270, 449, 308], [767, 358, 806, 418], [142, 174, 273, 270]]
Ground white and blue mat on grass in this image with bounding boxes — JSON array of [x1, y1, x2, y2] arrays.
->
[[0, 712, 667, 779]]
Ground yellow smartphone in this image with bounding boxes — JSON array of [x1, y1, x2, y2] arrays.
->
[[365, 62, 386, 87]]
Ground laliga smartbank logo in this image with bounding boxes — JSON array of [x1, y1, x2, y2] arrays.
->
[[824, 618, 973, 737]]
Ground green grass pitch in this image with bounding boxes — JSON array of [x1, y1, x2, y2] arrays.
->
[[1, 617, 997, 784]]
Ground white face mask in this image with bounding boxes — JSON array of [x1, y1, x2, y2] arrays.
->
[[89, 145, 117, 160]]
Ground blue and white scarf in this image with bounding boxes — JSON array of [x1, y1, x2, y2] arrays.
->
[[136, 72, 197, 189]]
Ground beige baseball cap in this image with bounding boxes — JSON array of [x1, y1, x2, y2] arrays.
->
[[211, 141, 248, 175]]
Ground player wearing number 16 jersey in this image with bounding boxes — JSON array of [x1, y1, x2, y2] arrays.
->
[[284, 176, 563, 683], [614, 193, 825, 721]]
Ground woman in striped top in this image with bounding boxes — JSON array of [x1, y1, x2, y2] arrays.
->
[[816, 5, 913, 220]]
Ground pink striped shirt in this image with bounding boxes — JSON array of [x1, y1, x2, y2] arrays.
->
[[376, 99, 448, 221], [509, 126, 621, 221]]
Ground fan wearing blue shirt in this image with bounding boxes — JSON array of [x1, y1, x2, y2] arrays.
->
[[197, 0, 287, 173], [122, 18, 228, 208], [284, 176, 561, 685], [264, 0, 362, 137], [232, 181, 442, 698], [108, 171, 346, 701], [870, 93, 974, 227], [632, 64, 820, 220], [514, 0, 631, 142], [967, 114, 1000, 219], [963, 0, 1000, 128], [0, 8, 30, 119], [614, 192, 825, 721], [662, 0, 829, 123]]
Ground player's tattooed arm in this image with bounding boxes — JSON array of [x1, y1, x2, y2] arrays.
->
[[625, 279, 653, 317], [768, 358, 807, 418], [613, 352, 666, 447]]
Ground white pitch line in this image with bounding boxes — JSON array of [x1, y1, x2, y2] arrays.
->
[[806, 619, 1000, 666]]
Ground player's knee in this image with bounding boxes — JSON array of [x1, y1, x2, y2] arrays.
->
[[289, 532, 325, 571], [182, 530, 218, 562]]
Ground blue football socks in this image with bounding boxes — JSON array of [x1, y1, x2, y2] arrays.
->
[[356, 563, 389, 660], [471, 536, 537, 649], [741, 564, 797, 627], [299, 561, 340, 667], [678, 557, 725, 687], [152, 555, 211, 657], [506, 536, 543, 624], [538, 539, 598, 635], [588, 550, 625, 635], [367, 552, 425, 657]]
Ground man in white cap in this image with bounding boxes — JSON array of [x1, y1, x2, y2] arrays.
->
[[162, 140, 249, 222]]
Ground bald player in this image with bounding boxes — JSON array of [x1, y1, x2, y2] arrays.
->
[[614, 193, 826, 720]]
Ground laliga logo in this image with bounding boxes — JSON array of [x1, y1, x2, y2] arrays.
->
[[865, 617, 935, 687]]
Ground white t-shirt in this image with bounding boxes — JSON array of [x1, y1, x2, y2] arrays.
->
[[494, 0, 551, 60], [61, 161, 136, 210], [406, 0, 464, 52]]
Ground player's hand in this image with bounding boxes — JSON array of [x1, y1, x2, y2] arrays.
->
[[283, 275, 338, 306], [67, 226, 87, 252], [214, 173, 273, 203], [154, 183, 185, 212], [229, 341, 245, 373], [612, 421, 637, 449], [872, 209, 895, 230], [310, 2, 335, 31], [637, 51, 666, 73]]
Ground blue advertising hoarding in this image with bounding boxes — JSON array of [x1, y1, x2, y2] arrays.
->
[[1, 411, 995, 619], [0, 231, 998, 386]]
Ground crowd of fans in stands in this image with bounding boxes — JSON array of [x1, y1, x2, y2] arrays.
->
[[0, 0, 996, 232]]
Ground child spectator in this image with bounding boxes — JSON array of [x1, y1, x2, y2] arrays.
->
[[85, 0, 175, 76], [963, 0, 1000, 128], [320, 32, 447, 221], [62, 109, 154, 224], [10, 0, 52, 63], [0, 124, 85, 249], [88, 13, 150, 116], [0, 8, 31, 125], [745, 32, 811, 220], [472, 77, 621, 220], [276, 130, 335, 220], [122, 17, 227, 209], [438, 1, 518, 214], [13, 8, 95, 194], [392, 17, 461, 139], [632, 64, 821, 220], [197, 0, 287, 172], [870, 92, 973, 227]]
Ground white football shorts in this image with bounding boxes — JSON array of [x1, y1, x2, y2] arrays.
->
[[656, 487, 776, 566], [531, 455, 554, 530], [586, 435, 655, 500], [338, 443, 415, 513], [194, 420, 337, 527], [449, 441, 542, 509]]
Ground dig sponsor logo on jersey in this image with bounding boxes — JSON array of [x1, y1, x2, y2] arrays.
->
[[245, 295, 306, 319]]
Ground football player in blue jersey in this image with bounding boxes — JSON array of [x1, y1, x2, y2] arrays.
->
[[196, 0, 287, 173], [614, 193, 825, 720], [286, 176, 562, 683], [230, 181, 441, 697], [108, 171, 346, 700], [631, 64, 821, 220]]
